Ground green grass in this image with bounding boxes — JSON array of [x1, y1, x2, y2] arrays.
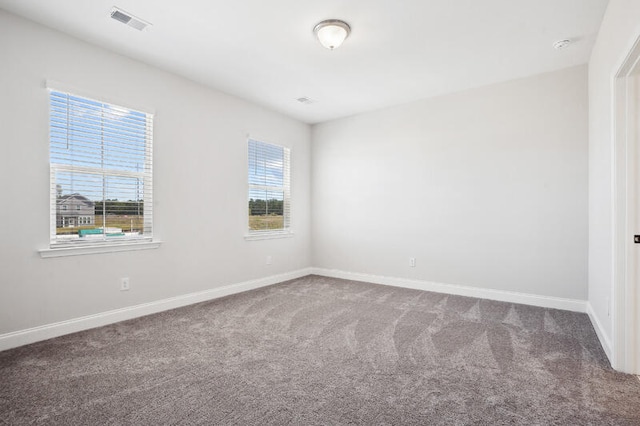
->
[[56, 215, 144, 235], [57, 215, 282, 235], [249, 215, 284, 231]]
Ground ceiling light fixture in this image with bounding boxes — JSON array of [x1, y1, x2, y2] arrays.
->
[[313, 19, 351, 50], [553, 39, 571, 50]]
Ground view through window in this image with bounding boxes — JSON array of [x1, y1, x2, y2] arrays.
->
[[49, 90, 153, 245], [248, 139, 290, 233]]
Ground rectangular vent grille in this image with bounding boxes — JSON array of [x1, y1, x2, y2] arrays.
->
[[110, 7, 151, 31], [127, 19, 148, 31], [110, 10, 131, 24]]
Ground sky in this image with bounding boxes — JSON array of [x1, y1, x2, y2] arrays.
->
[[51, 93, 287, 205], [50, 91, 149, 203], [248, 139, 286, 202]]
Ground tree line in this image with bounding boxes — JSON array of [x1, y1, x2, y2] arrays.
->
[[248, 198, 283, 216], [94, 200, 143, 216], [93, 199, 282, 217]]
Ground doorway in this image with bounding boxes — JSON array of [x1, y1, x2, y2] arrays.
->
[[613, 36, 640, 374]]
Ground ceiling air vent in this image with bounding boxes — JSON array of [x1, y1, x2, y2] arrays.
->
[[296, 97, 314, 105], [110, 7, 151, 31]]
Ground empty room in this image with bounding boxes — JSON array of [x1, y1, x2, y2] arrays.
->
[[1, 0, 640, 424]]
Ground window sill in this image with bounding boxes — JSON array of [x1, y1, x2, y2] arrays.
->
[[39, 240, 162, 258], [244, 231, 294, 241]]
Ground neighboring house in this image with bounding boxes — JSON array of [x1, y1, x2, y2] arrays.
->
[[56, 194, 95, 228]]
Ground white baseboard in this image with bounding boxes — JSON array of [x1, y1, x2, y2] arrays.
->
[[311, 268, 588, 313], [0, 267, 313, 352], [586, 302, 613, 361], [0, 267, 596, 354]]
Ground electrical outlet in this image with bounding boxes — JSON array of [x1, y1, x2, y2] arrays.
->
[[266, 256, 272, 265], [120, 277, 130, 291], [409, 257, 416, 267]]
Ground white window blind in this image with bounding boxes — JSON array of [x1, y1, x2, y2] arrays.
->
[[248, 139, 290, 233], [49, 90, 154, 246]]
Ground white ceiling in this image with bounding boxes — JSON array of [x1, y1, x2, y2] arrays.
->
[[0, 0, 608, 124]]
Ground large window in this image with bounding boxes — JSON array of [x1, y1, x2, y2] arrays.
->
[[49, 89, 153, 247], [247, 139, 290, 234]]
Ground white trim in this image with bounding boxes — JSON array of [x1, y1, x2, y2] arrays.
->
[[246, 138, 292, 237], [39, 240, 162, 258], [1, 267, 594, 353], [311, 268, 587, 313], [45, 79, 155, 115], [52, 163, 147, 179], [244, 231, 294, 241], [587, 302, 613, 361], [611, 31, 640, 374], [0, 268, 313, 352]]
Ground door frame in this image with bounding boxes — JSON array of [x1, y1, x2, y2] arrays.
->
[[612, 34, 640, 374]]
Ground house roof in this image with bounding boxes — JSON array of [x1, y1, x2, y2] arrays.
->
[[57, 194, 94, 206]]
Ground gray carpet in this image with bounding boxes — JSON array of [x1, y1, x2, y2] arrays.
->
[[2, 275, 640, 425]]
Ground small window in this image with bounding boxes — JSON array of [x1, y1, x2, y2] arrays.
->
[[49, 90, 153, 246], [247, 139, 290, 234]]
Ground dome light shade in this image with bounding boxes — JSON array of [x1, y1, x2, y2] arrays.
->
[[553, 39, 571, 49], [314, 20, 351, 50]]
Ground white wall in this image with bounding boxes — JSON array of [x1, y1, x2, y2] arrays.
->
[[588, 0, 640, 350], [312, 65, 588, 299], [0, 10, 311, 335], [0, 7, 598, 346]]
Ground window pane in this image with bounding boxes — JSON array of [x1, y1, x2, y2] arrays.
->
[[102, 176, 145, 235], [54, 171, 101, 239], [54, 172, 145, 240], [50, 93, 148, 172], [247, 139, 290, 233], [248, 140, 284, 187], [248, 190, 284, 231], [49, 90, 153, 246]]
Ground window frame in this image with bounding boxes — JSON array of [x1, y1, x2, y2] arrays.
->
[[245, 138, 292, 240], [40, 84, 160, 257]]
